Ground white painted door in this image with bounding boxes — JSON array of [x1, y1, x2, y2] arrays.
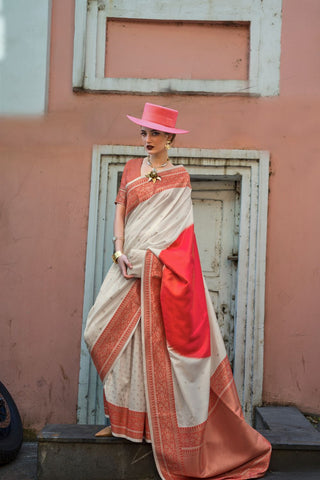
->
[[78, 147, 269, 425], [191, 179, 240, 366]]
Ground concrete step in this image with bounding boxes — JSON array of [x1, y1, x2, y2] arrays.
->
[[263, 473, 320, 479], [3, 442, 320, 480], [37, 407, 320, 480], [37, 424, 160, 480], [256, 406, 320, 472]]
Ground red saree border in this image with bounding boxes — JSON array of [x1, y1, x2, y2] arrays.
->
[[208, 356, 244, 419], [125, 167, 191, 219], [143, 250, 184, 480], [91, 280, 141, 382], [103, 396, 151, 442]]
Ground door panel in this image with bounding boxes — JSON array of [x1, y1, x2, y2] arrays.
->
[[191, 180, 240, 366]]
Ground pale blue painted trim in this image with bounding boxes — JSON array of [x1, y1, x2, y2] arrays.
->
[[73, 0, 87, 87], [73, 0, 282, 96], [77, 149, 101, 423]]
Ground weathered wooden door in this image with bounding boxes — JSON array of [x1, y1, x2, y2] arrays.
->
[[78, 146, 269, 425], [191, 179, 240, 367]]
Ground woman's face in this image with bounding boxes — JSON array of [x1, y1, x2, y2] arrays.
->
[[140, 127, 169, 155]]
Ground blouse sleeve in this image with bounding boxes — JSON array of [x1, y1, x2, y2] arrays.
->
[[115, 164, 128, 206]]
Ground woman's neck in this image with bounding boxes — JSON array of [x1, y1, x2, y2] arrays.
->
[[148, 152, 169, 168]]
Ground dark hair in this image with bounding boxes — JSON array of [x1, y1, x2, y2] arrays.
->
[[167, 133, 176, 143]]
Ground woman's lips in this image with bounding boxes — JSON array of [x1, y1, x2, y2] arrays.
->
[[146, 145, 153, 150]]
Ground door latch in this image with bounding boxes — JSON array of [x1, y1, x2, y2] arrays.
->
[[227, 254, 238, 263]]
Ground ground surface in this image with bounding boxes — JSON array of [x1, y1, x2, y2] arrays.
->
[[1, 442, 320, 480]]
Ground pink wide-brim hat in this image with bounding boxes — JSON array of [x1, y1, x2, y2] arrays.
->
[[127, 103, 189, 134]]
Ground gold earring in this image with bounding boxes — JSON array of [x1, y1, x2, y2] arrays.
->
[[165, 140, 171, 150]]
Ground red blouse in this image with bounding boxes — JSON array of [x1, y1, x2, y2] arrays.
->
[[115, 158, 143, 206]]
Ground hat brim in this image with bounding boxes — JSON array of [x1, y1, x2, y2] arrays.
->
[[126, 115, 189, 134]]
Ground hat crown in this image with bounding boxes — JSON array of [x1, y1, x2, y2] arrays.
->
[[142, 103, 178, 129], [126, 102, 188, 134]]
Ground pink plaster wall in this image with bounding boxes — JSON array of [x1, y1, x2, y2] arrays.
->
[[0, 0, 319, 431], [105, 20, 249, 80]]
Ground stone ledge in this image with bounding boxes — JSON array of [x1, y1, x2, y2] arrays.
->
[[37, 410, 320, 480], [256, 406, 320, 472], [38, 424, 135, 444], [37, 424, 159, 480], [256, 406, 320, 449]]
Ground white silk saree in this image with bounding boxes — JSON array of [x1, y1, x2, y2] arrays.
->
[[84, 161, 271, 480]]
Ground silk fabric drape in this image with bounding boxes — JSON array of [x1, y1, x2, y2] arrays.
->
[[84, 164, 271, 479]]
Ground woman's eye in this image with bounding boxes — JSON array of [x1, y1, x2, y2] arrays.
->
[[141, 131, 146, 136], [152, 131, 160, 136]]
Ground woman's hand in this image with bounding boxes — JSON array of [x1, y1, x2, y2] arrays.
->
[[117, 254, 134, 279]]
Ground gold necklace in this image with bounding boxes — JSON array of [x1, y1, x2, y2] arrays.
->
[[146, 156, 169, 168], [145, 156, 169, 183]]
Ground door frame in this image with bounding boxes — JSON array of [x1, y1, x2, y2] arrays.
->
[[77, 145, 270, 424]]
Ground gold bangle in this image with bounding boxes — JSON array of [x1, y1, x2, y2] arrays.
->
[[112, 251, 123, 263]]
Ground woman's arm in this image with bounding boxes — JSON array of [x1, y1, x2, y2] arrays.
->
[[113, 204, 133, 279], [113, 203, 125, 252]]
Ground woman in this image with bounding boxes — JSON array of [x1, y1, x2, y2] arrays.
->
[[84, 103, 271, 479]]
